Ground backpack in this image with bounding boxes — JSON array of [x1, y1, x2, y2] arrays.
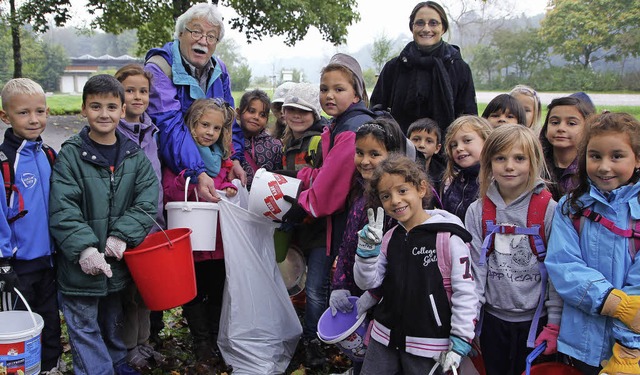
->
[[478, 189, 553, 348], [382, 226, 455, 302], [571, 198, 640, 263], [0, 145, 56, 223]]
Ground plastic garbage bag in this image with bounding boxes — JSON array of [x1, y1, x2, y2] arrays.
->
[[217, 199, 302, 374]]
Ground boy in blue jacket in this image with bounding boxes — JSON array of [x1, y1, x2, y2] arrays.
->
[[0, 78, 63, 373]]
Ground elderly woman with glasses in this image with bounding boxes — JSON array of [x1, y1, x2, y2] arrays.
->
[[144, 3, 245, 204], [370, 1, 477, 138]]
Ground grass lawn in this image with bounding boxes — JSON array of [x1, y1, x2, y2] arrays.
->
[[35, 92, 640, 120]]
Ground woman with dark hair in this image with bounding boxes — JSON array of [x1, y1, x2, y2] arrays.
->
[[370, 1, 477, 136]]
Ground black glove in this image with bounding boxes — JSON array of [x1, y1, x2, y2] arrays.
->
[[272, 169, 299, 178], [282, 195, 308, 226], [0, 259, 18, 293]]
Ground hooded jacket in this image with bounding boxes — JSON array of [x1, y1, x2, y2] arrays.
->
[[49, 127, 158, 296], [465, 180, 562, 324], [144, 41, 242, 179], [546, 181, 640, 365], [354, 209, 477, 358]]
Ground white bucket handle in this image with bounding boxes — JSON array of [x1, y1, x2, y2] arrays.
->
[[184, 176, 199, 203], [12, 288, 39, 330], [428, 362, 458, 375]]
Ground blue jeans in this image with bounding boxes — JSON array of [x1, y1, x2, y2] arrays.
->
[[303, 246, 334, 339], [61, 293, 127, 375]]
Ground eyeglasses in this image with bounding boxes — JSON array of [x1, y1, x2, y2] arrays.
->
[[413, 19, 441, 29], [184, 27, 219, 44]]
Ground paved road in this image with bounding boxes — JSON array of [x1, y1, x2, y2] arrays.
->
[[1, 91, 639, 151], [477, 91, 640, 106]]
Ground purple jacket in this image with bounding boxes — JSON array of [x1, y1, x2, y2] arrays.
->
[[118, 114, 165, 232], [144, 41, 242, 180]]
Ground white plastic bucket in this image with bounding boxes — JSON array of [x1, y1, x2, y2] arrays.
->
[[0, 289, 45, 375], [165, 176, 219, 251], [248, 168, 302, 221]]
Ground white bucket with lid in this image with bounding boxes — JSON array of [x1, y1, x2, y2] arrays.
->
[[165, 176, 219, 251], [248, 168, 302, 221], [0, 289, 45, 375]]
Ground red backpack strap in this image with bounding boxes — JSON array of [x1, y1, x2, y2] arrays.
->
[[436, 232, 453, 304], [41, 144, 56, 167], [0, 151, 27, 223], [526, 189, 553, 261]]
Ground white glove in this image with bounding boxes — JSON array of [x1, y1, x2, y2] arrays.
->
[[329, 289, 352, 316], [79, 247, 113, 277], [104, 236, 127, 260], [356, 291, 378, 318], [439, 350, 462, 372], [356, 207, 385, 258]]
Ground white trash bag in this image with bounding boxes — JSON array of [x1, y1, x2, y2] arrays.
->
[[217, 199, 302, 374]]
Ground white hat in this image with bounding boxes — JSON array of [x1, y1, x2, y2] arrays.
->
[[283, 83, 321, 120], [272, 81, 296, 104]]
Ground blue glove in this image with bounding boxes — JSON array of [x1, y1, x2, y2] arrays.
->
[[356, 207, 384, 258]]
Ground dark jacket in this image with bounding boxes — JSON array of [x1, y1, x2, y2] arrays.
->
[[283, 119, 327, 252], [49, 127, 158, 296], [370, 41, 477, 134], [442, 163, 480, 221]]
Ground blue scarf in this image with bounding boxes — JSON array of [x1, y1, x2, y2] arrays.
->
[[197, 143, 223, 177]]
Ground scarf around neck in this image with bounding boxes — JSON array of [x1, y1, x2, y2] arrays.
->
[[198, 143, 223, 177]]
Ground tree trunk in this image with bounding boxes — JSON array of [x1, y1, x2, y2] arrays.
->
[[10, 0, 22, 78]]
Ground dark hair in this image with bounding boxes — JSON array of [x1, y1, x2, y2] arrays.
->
[[409, 1, 449, 33], [356, 117, 407, 155], [82, 74, 124, 105], [539, 96, 596, 171], [114, 64, 153, 86], [367, 153, 432, 208], [481, 94, 527, 126], [237, 89, 270, 116], [564, 112, 640, 215], [407, 117, 441, 144]]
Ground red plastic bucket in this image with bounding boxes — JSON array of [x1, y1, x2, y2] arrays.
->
[[124, 228, 196, 311]]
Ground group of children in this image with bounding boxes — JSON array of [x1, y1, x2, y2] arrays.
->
[[0, 50, 639, 375]]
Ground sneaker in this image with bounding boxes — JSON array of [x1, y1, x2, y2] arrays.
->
[[303, 338, 326, 367], [126, 345, 150, 369], [194, 340, 220, 363]]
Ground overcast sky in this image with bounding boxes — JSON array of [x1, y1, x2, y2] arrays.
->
[[218, 0, 549, 69]]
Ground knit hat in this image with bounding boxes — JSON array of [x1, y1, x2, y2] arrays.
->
[[283, 83, 321, 120], [272, 81, 296, 104], [327, 53, 366, 102]]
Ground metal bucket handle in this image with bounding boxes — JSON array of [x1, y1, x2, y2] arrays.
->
[[133, 206, 173, 248]]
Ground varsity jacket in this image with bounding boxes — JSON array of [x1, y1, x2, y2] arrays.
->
[[0, 129, 55, 274], [354, 209, 477, 358], [465, 180, 562, 324]]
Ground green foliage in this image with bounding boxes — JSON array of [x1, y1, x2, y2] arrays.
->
[[371, 33, 394, 74], [529, 66, 622, 92], [540, 0, 638, 68], [86, 0, 359, 54], [492, 28, 548, 80], [231, 62, 251, 91], [362, 67, 377, 92], [468, 44, 499, 86], [0, 22, 69, 91], [214, 38, 252, 91]]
